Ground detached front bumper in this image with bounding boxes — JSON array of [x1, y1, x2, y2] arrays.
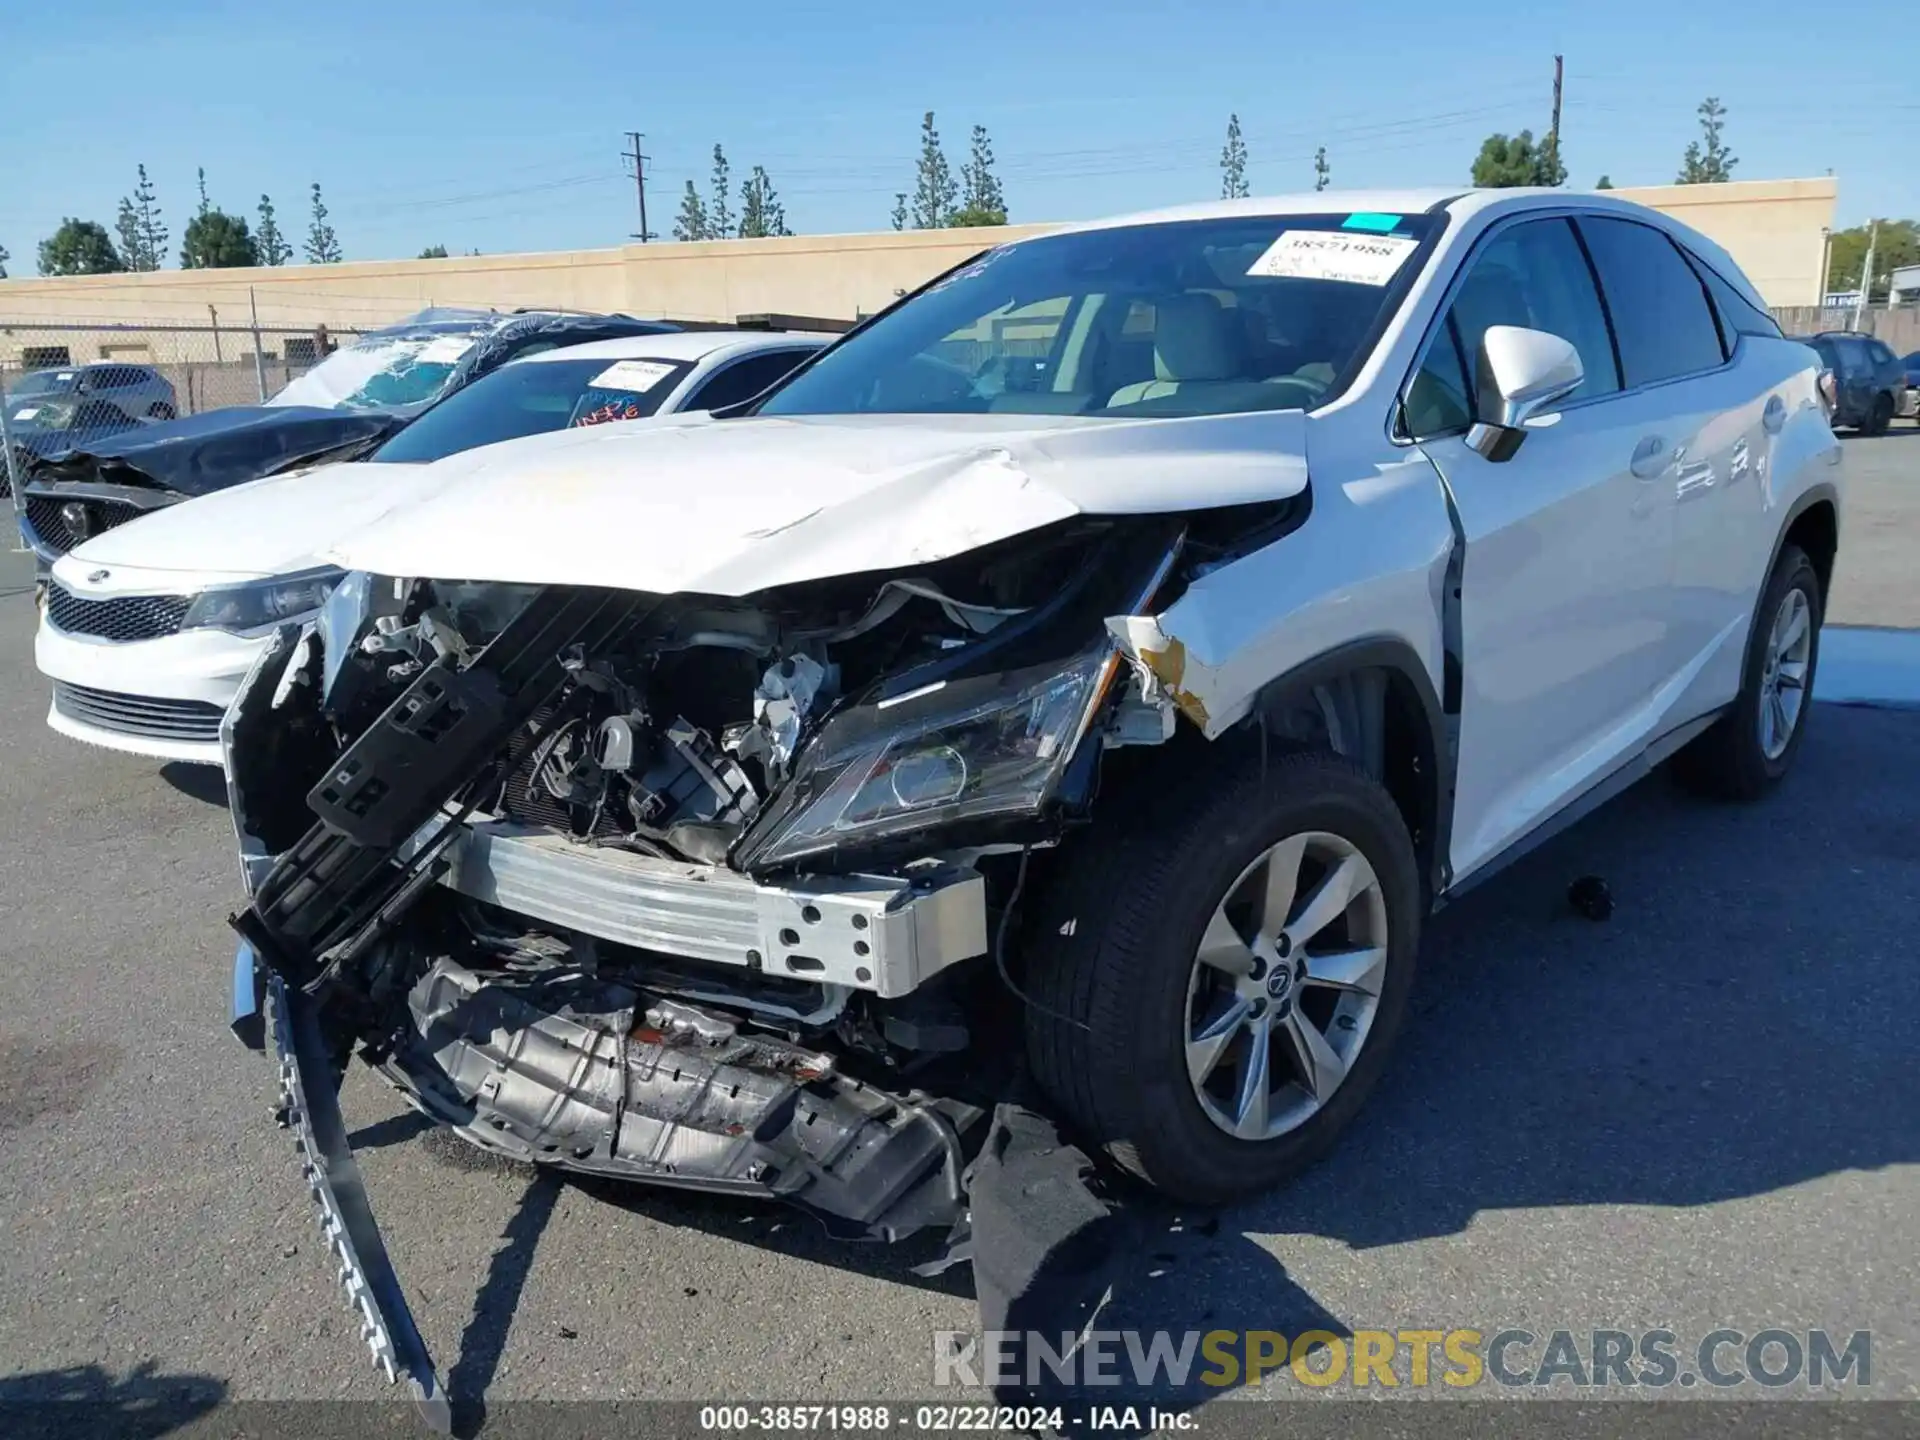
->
[[258, 973, 451, 1432]]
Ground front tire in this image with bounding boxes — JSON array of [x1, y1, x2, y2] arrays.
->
[[1675, 544, 1821, 801], [1024, 749, 1422, 1206]]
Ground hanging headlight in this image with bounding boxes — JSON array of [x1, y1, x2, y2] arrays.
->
[[737, 645, 1113, 869]]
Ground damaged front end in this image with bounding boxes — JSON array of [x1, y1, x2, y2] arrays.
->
[[223, 511, 1237, 1409]]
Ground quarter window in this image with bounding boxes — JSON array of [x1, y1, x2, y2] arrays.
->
[[1404, 317, 1474, 436], [1687, 255, 1781, 343], [1577, 217, 1725, 386]]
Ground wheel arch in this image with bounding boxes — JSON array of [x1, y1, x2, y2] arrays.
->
[[1239, 636, 1454, 903], [1770, 482, 1839, 610]]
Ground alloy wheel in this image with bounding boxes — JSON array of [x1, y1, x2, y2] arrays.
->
[[1758, 586, 1812, 761], [1184, 830, 1389, 1141]]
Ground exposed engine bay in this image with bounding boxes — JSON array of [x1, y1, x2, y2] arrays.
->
[[223, 501, 1303, 1421]]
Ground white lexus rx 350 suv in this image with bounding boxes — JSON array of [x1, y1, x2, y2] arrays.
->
[[33, 330, 824, 763], [218, 189, 1841, 1406]]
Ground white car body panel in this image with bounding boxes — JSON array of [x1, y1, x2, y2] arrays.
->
[[34, 331, 826, 764], [63, 461, 438, 580], [328, 410, 1312, 594]]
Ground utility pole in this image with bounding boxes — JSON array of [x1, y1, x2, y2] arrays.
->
[[1853, 220, 1877, 331], [623, 131, 656, 242], [1548, 53, 1564, 183]]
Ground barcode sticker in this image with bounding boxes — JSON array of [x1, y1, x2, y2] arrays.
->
[[1247, 230, 1418, 286], [590, 359, 677, 393]]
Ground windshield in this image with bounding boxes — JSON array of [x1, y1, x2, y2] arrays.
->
[[760, 212, 1437, 420], [370, 355, 694, 464], [7, 395, 129, 434], [267, 330, 485, 412], [13, 370, 79, 398]]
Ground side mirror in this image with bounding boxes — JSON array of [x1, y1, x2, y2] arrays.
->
[[1467, 325, 1584, 461]]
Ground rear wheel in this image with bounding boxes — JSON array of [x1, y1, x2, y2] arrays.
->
[[1024, 749, 1422, 1206], [1674, 543, 1821, 801], [1866, 392, 1893, 435]]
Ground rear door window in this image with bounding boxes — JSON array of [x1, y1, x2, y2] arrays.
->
[[1576, 217, 1726, 386], [683, 349, 815, 411]]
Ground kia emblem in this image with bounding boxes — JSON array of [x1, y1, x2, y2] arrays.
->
[[87, 569, 111, 584]]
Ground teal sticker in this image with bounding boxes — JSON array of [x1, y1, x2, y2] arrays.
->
[[1342, 212, 1403, 233]]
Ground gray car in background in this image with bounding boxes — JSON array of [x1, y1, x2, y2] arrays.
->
[[4, 364, 180, 488], [12, 362, 177, 420], [1795, 331, 1909, 433]]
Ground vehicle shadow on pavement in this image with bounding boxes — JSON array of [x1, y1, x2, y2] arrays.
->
[[446, 1169, 564, 1439], [1234, 702, 1920, 1254], [0, 1361, 226, 1439], [157, 762, 229, 808]]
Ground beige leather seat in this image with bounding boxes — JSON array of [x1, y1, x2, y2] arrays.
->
[[1107, 293, 1249, 408]]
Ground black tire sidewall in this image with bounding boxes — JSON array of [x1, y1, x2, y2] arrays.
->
[[1739, 546, 1822, 785], [1035, 754, 1423, 1204], [1870, 394, 1893, 435]]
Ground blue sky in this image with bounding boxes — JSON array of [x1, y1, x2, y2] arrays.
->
[[2, 0, 1910, 275]]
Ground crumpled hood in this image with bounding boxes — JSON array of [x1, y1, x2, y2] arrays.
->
[[68, 460, 455, 581], [31, 404, 402, 498], [330, 410, 1312, 596]]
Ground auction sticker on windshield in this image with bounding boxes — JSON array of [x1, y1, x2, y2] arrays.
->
[[416, 336, 477, 365], [12, 407, 39, 421], [1248, 230, 1418, 286], [590, 359, 678, 393]]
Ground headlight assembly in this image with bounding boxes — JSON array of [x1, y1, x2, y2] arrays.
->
[[738, 645, 1115, 869], [316, 569, 376, 699], [182, 566, 344, 634]]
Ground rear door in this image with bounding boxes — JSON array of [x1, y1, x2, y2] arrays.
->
[[1831, 336, 1875, 421], [1574, 215, 1760, 713], [1406, 213, 1676, 881]]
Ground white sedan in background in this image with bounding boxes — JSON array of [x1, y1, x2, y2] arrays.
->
[[34, 329, 826, 764]]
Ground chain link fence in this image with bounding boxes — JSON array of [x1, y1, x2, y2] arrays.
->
[[1, 320, 364, 540]]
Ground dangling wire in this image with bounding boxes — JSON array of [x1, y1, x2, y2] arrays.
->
[[992, 845, 1091, 1031]]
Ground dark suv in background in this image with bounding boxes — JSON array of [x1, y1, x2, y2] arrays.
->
[[1796, 331, 1910, 433]]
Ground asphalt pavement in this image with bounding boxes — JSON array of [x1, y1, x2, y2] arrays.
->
[[0, 431, 1914, 1426]]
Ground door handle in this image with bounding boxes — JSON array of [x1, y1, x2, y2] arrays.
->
[[1763, 395, 1787, 435], [1630, 435, 1668, 479]]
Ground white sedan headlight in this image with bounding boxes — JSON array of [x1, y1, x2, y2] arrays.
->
[[183, 567, 344, 634]]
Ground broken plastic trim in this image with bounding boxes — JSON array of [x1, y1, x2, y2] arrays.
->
[[272, 977, 450, 1432]]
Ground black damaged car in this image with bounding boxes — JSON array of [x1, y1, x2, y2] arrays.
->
[[16, 308, 678, 569]]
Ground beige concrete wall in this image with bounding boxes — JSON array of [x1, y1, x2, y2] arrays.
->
[[0, 224, 1058, 341], [1609, 177, 1837, 307], [0, 179, 1839, 359]]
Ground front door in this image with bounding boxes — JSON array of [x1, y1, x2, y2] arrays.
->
[[1403, 215, 1676, 881]]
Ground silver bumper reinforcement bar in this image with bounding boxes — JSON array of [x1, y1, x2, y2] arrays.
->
[[431, 820, 990, 998]]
